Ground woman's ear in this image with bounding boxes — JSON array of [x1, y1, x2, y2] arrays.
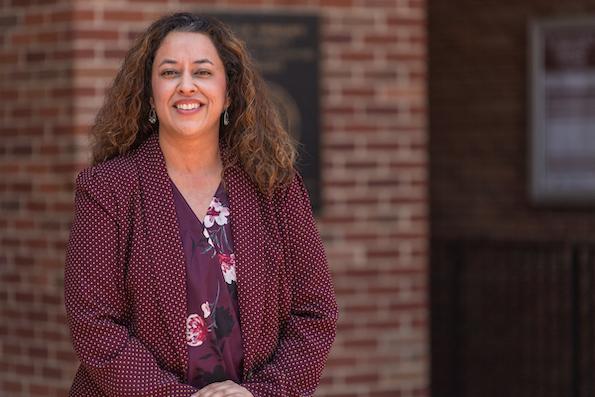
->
[[224, 87, 231, 109]]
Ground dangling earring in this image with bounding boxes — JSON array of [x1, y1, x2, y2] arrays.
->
[[148, 107, 157, 124], [223, 108, 230, 126]]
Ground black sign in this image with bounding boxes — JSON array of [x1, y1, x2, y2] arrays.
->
[[209, 12, 321, 211]]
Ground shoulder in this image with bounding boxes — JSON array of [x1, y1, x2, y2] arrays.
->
[[74, 148, 140, 205], [226, 165, 308, 200], [271, 171, 316, 222], [273, 171, 309, 205]]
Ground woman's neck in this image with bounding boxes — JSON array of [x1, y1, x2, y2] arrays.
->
[[158, 131, 222, 178]]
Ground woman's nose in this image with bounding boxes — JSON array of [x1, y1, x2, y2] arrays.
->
[[178, 72, 197, 95]]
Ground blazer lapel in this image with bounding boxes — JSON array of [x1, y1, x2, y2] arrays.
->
[[224, 165, 272, 377], [136, 133, 189, 378]]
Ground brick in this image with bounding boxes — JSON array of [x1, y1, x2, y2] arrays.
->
[[24, 238, 49, 248], [0, 51, 18, 64], [364, 69, 399, 80], [103, 10, 145, 21], [362, 0, 398, 6], [0, 88, 19, 99], [341, 87, 375, 97], [26, 50, 47, 62], [364, 33, 399, 44], [15, 291, 36, 303], [324, 105, 357, 115], [56, 349, 76, 362], [24, 13, 46, 25], [340, 50, 374, 61], [50, 9, 95, 23], [10, 181, 33, 192], [3, 343, 23, 356], [323, 33, 352, 44], [28, 346, 49, 359], [1, 271, 21, 282], [319, 0, 353, 6], [323, 393, 358, 397], [50, 48, 95, 60], [224, 0, 266, 4], [370, 391, 403, 397], [14, 220, 34, 231], [104, 48, 128, 59], [72, 29, 119, 41], [51, 87, 95, 98], [29, 383, 52, 396], [41, 330, 65, 342], [24, 163, 49, 174], [2, 380, 22, 393], [11, 32, 33, 45], [344, 338, 379, 349], [37, 31, 66, 44], [345, 372, 380, 384], [387, 52, 426, 61], [365, 104, 401, 115], [387, 15, 425, 27], [343, 124, 380, 133], [42, 365, 62, 378]]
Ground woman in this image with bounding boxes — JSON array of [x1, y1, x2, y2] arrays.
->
[[64, 13, 338, 397]]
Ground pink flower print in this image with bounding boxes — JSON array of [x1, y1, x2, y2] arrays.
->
[[218, 253, 237, 284], [203, 197, 230, 228], [201, 302, 211, 318], [186, 314, 208, 347]]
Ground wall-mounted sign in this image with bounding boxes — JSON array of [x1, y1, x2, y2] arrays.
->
[[209, 12, 322, 211], [529, 17, 595, 205]]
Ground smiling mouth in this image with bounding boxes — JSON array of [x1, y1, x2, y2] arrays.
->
[[175, 103, 201, 110]]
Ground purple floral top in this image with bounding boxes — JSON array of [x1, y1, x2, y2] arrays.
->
[[170, 179, 243, 388]]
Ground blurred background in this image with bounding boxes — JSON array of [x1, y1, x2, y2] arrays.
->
[[1, 0, 594, 396]]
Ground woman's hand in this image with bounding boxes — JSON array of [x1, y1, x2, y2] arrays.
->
[[191, 380, 253, 397]]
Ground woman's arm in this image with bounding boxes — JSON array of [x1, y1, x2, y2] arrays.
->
[[241, 174, 339, 397], [64, 169, 197, 396]]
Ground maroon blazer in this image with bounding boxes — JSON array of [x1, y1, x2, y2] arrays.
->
[[64, 132, 338, 396]]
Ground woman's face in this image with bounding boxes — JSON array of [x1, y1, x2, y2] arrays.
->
[[151, 31, 229, 141]]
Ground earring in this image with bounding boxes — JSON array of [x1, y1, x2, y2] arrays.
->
[[148, 107, 157, 124], [223, 108, 230, 126]]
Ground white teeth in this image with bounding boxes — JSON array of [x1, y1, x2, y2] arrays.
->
[[176, 103, 200, 110]]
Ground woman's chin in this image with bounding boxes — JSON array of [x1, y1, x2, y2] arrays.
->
[[160, 125, 219, 140]]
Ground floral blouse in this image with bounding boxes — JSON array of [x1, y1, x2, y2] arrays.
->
[[170, 179, 243, 389]]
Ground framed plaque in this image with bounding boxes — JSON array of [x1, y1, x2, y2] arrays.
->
[[529, 17, 595, 205], [208, 12, 322, 211]]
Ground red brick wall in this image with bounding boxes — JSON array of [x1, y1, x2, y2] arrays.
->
[[430, 0, 595, 242], [1, 2, 82, 396], [1, 1, 428, 396]]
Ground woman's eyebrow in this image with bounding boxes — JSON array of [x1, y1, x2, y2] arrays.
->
[[157, 58, 214, 67]]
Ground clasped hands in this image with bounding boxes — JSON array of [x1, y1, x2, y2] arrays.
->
[[191, 380, 253, 397]]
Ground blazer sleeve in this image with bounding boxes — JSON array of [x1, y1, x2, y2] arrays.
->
[[242, 173, 339, 397], [64, 169, 197, 397]]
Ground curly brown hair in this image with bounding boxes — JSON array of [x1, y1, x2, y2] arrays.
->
[[91, 12, 297, 195]]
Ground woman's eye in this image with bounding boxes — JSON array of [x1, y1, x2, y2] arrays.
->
[[196, 70, 212, 77], [161, 70, 178, 77]]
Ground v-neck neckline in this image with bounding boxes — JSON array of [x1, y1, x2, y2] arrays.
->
[[169, 178, 223, 227]]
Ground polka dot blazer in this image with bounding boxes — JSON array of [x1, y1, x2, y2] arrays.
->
[[64, 132, 338, 396]]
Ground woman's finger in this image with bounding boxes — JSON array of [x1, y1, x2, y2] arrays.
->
[[193, 380, 252, 397]]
